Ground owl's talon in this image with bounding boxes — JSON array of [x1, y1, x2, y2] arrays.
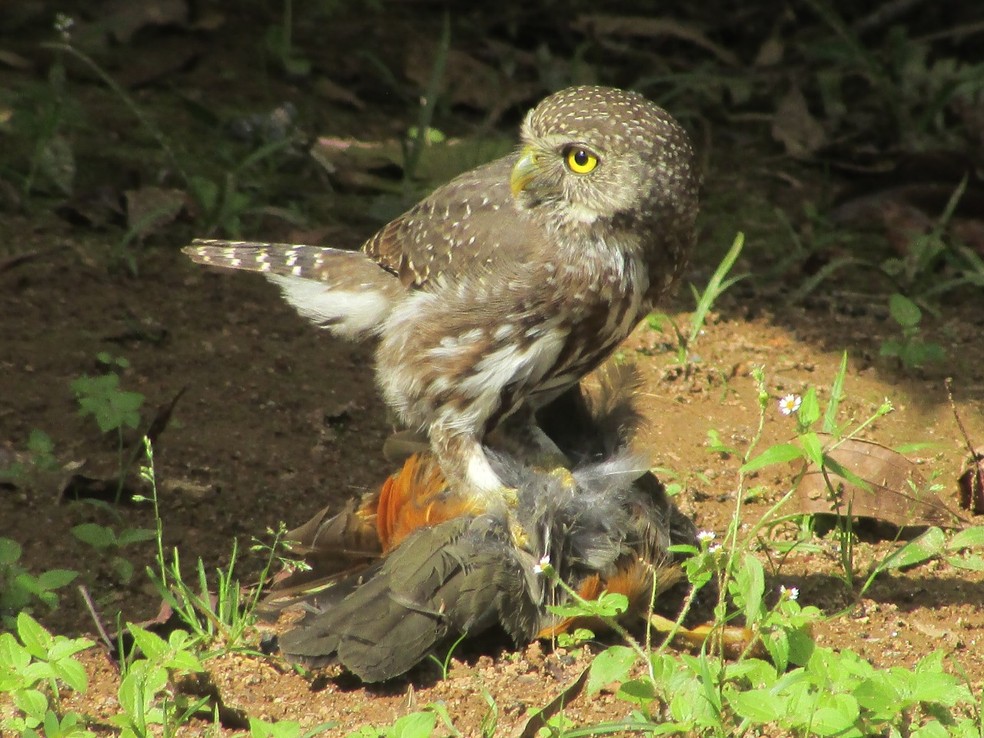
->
[[509, 520, 529, 548], [547, 466, 577, 491], [499, 486, 520, 508]]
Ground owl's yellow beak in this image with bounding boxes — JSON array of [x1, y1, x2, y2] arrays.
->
[[510, 146, 541, 197]]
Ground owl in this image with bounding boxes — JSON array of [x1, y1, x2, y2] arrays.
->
[[185, 85, 699, 507]]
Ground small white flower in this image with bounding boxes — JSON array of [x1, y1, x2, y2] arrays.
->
[[54, 13, 75, 40], [780, 585, 799, 601], [708, 543, 722, 554], [533, 554, 551, 575], [778, 394, 802, 416], [697, 530, 716, 543]]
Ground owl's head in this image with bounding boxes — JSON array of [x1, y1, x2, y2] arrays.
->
[[512, 86, 698, 228]]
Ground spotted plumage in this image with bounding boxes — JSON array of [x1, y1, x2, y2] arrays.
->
[[184, 85, 699, 506]]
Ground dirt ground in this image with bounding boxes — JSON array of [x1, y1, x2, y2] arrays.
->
[[2, 3, 984, 736], [4, 226, 984, 734]]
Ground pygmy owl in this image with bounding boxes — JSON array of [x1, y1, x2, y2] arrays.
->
[[185, 85, 699, 508]]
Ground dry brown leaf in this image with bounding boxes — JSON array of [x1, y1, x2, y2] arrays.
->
[[772, 86, 826, 158], [574, 14, 740, 67], [124, 186, 189, 238], [958, 450, 984, 514], [791, 434, 964, 530], [313, 77, 366, 110], [101, 0, 189, 43]]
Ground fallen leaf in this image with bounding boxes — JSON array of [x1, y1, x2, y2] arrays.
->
[[772, 86, 826, 158], [313, 76, 366, 110], [574, 14, 740, 67], [101, 0, 189, 44], [789, 434, 965, 532], [958, 451, 984, 514], [125, 186, 190, 238]]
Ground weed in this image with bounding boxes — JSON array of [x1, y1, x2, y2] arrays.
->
[[344, 708, 438, 738], [1, 20, 79, 200], [70, 353, 145, 503], [648, 232, 747, 366], [137, 437, 282, 650], [880, 293, 946, 369], [426, 631, 468, 680], [249, 717, 338, 738], [263, 0, 312, 77], [402, 13, 450, 188], [0, 612, 95, 737], [0, 538, 78, 623], [70, 522, 155, 584], [801, 2, 984, 150], [504, 352, 984, 736], [38, 27, 297, 245], [0, 429, 59, 486], [112, 624, 206, 738]]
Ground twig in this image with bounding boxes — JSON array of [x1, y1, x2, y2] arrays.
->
[[945, 377, 982, 503], [0, 245, 69, 274], [78, 584, 117, 663], [854, 0, 932, 34]]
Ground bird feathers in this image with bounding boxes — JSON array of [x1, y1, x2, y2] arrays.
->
[[268, 380, 704, 682]]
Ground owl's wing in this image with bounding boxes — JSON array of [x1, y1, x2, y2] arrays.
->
[[362, 155, 539, 290]]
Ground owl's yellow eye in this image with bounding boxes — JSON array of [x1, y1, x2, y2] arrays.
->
[[564, 146, 599, 174]]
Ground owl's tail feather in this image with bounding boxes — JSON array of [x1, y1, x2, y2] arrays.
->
[[183, 239, 401, 339]]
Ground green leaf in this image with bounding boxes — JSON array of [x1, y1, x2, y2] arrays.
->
[[853, 673, 899, 713], [13, 688, 49, 721], [388, 711, 436, 738], [811, 693, 860, 736], [0, 537, 22, 565], [910, 720, 951, 738], [799, 432, 824, 468], [28, 429, 55, 456], [947, 526, 984, 552], [912, 657, 968, 706], [71, 523, 117, 549], [822, 352, 848, 433], [727, 687, 785, 723], [798, 387, 821, 428], [35, 569, 78, 590], [741, 443, 804, 472], [52, 656, 89, 693], [879, 339, 902, 358], [877, 527, 945, 571], [166, 645, 204, 673], [127, 624, 168, 662], [112, 557, 135, 583], [762, 628, 790, 673], [946, 555, 984, 571], [189, 175, 219, 212], [889, 293, 922, 328], [117, 528, 157, 547], [23, 660, 57, 685], [0, 631, 32, 675], [249, 717, 303, 738], [733, 553, 765, 624], [786, 628, 817, 667], [16, 612, 52, 659], [618, 678, 656, 705], [587, 645, 637, 695], [47, 636, 94, 662]]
